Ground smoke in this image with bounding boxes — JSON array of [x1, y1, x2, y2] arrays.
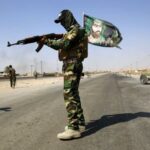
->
[[1, 50, 8, 59], [0, 50, 10, 71], [0, 44, 62, 74], [0, 46, 34, 73]]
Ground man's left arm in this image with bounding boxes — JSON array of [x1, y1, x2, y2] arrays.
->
[[44, 26, 79, 50]]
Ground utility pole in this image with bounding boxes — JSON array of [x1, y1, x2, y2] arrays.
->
[[30, 65, 33, 76], [40, 60, 43, 75], [56, 60, 59, 72], [34, 59, 37, 72]]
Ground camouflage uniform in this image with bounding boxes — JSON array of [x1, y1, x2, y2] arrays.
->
[[63, 59, 85, 130], [8, 66, 16, 88], [44, 10, 88, 130]]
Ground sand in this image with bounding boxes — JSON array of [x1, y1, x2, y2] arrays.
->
[[0, 77, 63, 104]]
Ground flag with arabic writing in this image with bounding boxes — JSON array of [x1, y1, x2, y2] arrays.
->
[[84, 14, 122, 48]]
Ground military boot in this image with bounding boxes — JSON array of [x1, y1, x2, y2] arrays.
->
[[57, 129, 81, 140]]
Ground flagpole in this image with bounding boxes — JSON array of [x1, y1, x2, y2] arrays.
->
[[116, 45, 122, 50], [82, 11, 85, 28]]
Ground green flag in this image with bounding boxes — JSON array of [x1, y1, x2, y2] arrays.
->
[[84, 14, 122, 48]]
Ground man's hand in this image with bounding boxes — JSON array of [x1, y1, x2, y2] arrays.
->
[[37, 36, 47, 44]]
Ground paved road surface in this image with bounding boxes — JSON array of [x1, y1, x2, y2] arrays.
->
[[0, 74, 150, 150]]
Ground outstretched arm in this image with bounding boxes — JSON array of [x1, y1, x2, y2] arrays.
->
[[44, 26, 79, 50]]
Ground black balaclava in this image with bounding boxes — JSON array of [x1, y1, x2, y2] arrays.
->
[[9, 65, 12, 68], [54, 9, 80, 31]]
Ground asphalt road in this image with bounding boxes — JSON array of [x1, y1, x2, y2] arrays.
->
[[0, 74, 150, 150]]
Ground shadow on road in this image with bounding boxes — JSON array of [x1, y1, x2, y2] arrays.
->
[[0, 107, 12, 112], [82, 112, 150, 137]]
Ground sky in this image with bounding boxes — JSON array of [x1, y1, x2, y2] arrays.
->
[[0, 0, 150, 73]]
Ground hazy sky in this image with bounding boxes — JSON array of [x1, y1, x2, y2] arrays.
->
[[0, 0, 150, 73]]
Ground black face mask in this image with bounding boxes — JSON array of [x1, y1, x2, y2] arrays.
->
[[54, 10, 80, 31]]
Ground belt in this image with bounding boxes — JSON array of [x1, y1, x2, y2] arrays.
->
[[63, 58, 78, 63], [63, 58, 83, 63]]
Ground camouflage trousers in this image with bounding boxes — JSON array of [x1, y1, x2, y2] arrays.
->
[[63, 60, 85, 130], [10, 77, 16, 88]]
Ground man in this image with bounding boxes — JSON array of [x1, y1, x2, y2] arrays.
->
[[88, 19, 116, 46], [88, 19, 103, 44], [41, 10, 88, 140], [8, 65, 16, 88]]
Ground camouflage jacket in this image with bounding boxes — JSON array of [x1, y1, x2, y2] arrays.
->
[[45, 25, 88, 61], [9, 68, 16, 78]]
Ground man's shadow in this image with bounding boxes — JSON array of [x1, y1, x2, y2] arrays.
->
[[82, 112, 150, 137], [0, 107, 12, 112]]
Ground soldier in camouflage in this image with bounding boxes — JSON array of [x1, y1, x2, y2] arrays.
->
[[8, 65, 16, 88], [42, 10, 88, 140]]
